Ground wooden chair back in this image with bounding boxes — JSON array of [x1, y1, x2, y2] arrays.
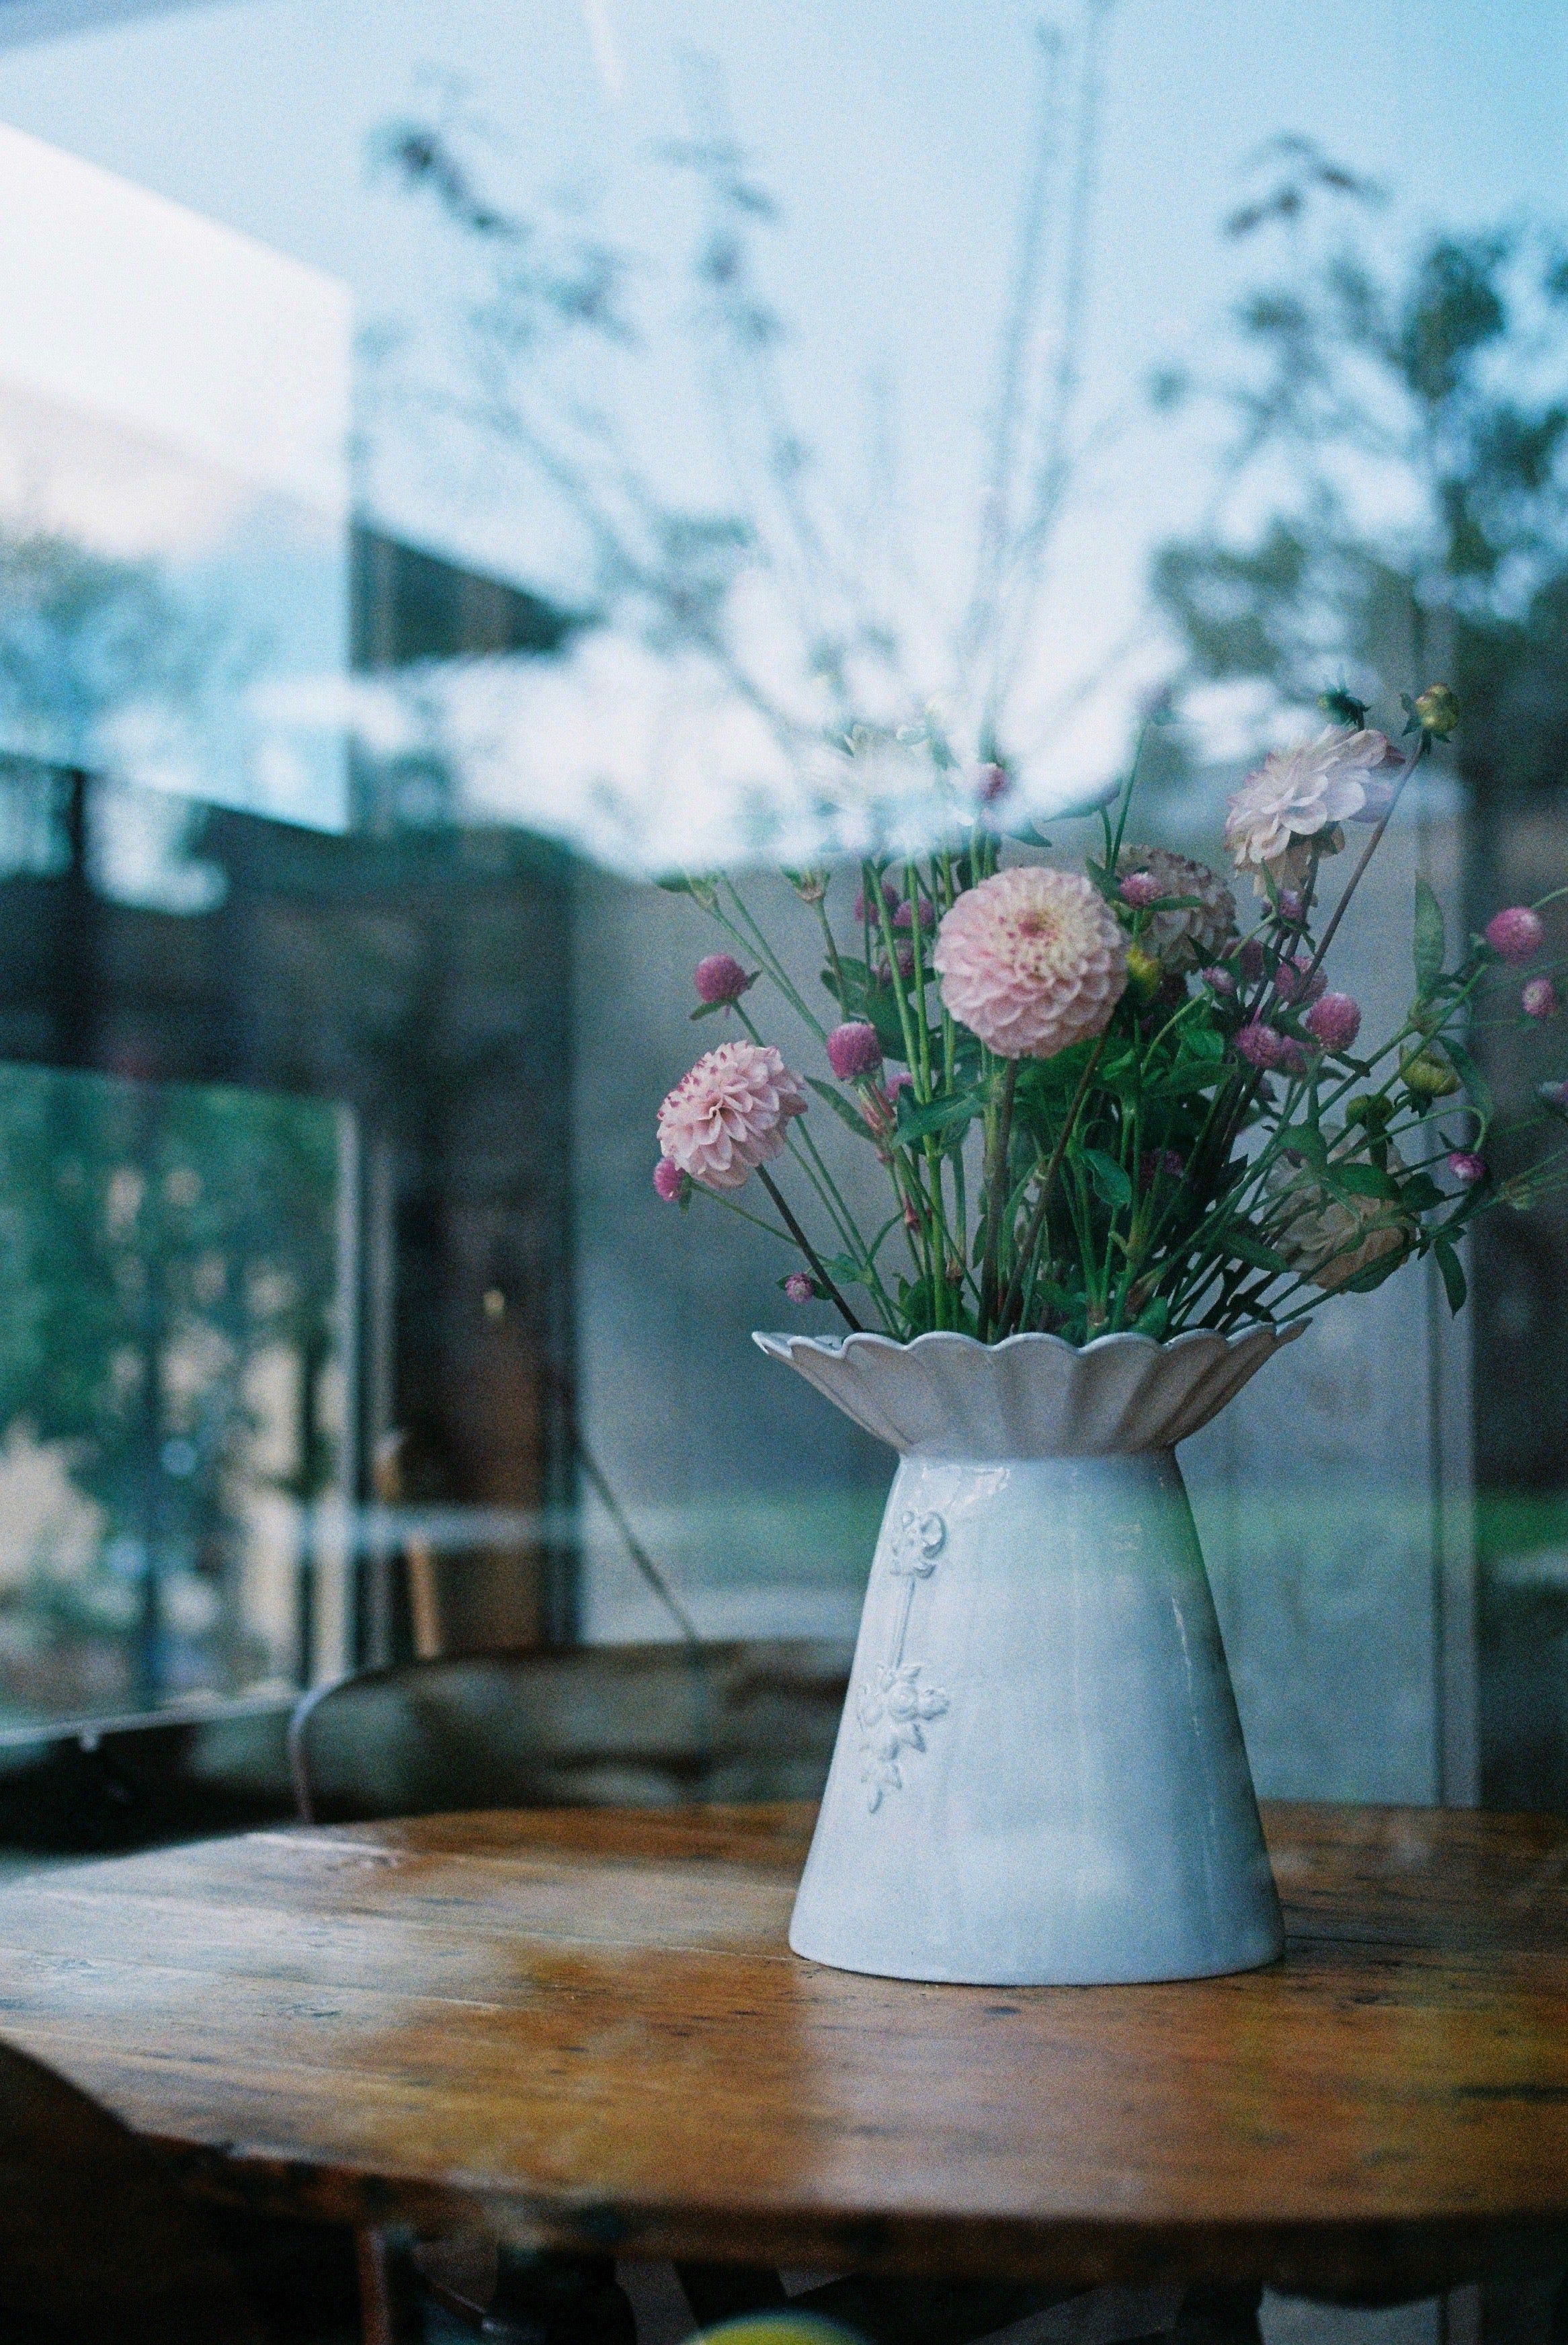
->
[[289, 1640, 852, 1825], [0, 2035, 265, 2345]]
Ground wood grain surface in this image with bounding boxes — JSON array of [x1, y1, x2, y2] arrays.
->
[[0, 1802, 1565, 2299]]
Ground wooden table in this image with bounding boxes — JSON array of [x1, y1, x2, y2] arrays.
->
[[0, 1802, 1565, 2301]]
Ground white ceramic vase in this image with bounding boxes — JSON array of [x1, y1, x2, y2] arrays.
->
[[753, 1324, 1301, 1986]]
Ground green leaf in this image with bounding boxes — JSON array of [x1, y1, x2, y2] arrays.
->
[[1413, 877, 1446, 1000], [1184, 1025, 1227, 1062], [1131, 1296, 1171, 1339], [1081, 1148, 1133, 1209], [804, 1077, 874, 1138], [1399, 1174, 1445, 1214], [1327, 1160, 1402, 1199], [1440, 1037, 1493, 1121], [1433, 1234, 1468, 1314], [1227, 1228, 1293, 1277], [894, 1090, 983, 1147]]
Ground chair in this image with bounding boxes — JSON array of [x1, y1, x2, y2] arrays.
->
[[0, 2034, 266, 2345], [289, 1640, 852, 1825]]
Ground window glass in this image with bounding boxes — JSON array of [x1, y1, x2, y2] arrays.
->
[[0, 0, 1557, 1814]]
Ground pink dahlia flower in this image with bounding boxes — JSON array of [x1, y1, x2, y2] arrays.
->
[[1225, 727, 1397, 896], [657, 1041, 808, 1192], [1486, 906, 1544, 963], [1305, 992, 1362, 1053], [1522, 977, 1559, 1020], [826, 1021, 883, 1080], [694, 952, 754, 1005], [932, 867, 1127, 1060]]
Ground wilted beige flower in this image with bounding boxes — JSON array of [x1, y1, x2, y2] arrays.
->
[[1115, 845, 1237, 970], [1225, 728, 1398, 897], [1264, 1131, 1415, 1293]]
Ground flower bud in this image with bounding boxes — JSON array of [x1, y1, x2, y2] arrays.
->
[[1401, 1050, 1460, 1099], [1125, 943, 1162, 996], [1486, 906, 1545, 963], [1204, 967, 1238, 998], [825, 1021, 883, 1081], [783, 1271, 815, 1304], [1522, 977, 1559, 1021], [1538, 1079, 1568, 1121], [1447, 1152, 1487, 1187], [653, 1158, 686, 1203], [976, 762, 1012, 805], [694, 953, 755, 1004], [787, 869, 828, 904], [1412, 683, 1460, 739]]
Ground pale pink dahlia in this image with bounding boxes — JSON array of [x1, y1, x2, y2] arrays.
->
[[656, 1041, 808, 1192], [932, 867, 1127, 1060], [1225, 727, 1399, 896]]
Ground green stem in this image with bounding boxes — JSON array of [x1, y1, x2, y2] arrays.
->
[[978, 1060, 1019, 1339], [995, 1033, 1108, 1337], [757, 1168, 864, 1332]]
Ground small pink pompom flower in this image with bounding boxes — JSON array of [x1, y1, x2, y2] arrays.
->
[[653, 1158, 686, 1203], [826, 1021, 883, 1080], [657, 1041, 808, 1192], [694, 953, 754, 1005], [1276, 953, 1328, 1005], [1487, 906, 1544, 963], [1119, 870, 1163, 910], [854, 879, 900, 922], [1236, 1021, 1307, 1076], [1305, 992, 1362, 1053], [1448, 1152, 1487, 1187], [932, 867, 1127, 1060], [1204, 967, 1238, 998], [783, 1271, 815, 1304], [1522, 977, 1559, 1021], [893, 895, 936, 932]]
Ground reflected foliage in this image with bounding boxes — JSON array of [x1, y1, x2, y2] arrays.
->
[[0, 1063, 340, 1722], [1153, 153, 1568, 805]]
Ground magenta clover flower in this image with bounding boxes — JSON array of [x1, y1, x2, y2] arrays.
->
[[693, 953, 755, 1005], [1486, 907, 1544, 963], [1522, 977, 1559, 1021], [825, 1021, 884, 1081], [1236, 1021, 1307, 1077], [1447, 1152, 1487, 1187], [1305, 992, 1362, 1054]]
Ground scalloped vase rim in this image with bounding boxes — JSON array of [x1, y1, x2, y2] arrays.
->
[[754, 1324, 1306, 1361]]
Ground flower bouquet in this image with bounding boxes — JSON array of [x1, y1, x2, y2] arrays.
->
[[649, 684, 1568, 1987], [655, 685, 1565, 1348]]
